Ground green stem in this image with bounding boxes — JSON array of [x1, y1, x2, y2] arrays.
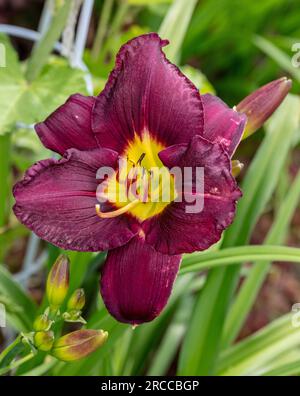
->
[[0, 335, 21, 364], [91, 0, 114, 59], [25, 0, 73, 82], [0, 352, 35, 376], [109, 0, 129, 37], [99, 0, 129, 65]]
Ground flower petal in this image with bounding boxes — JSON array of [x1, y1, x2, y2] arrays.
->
[[144, 135, 242, 255], [13, 148, 137, 251], [92, 33, 204, 153], [100, 235, 181, 325], [35, 94, 98, 155], [202, 93, 247, 157]]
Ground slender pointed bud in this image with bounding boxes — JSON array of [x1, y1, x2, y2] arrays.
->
[[51, 329, 108, 362], [236, 77, 292, 139], [67, 288, 85, 311], [231, 160, 244, 178], [46, 254, 70, 310], [33, 313, 53, 331], [34, 331, 54, 352]]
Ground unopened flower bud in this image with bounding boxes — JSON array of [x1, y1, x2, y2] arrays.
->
[[51, 329, 108, 362], [231, 160, 244, 178], [236, 77, 292, 139], [46, 255, 70, 310], [33, 313, 53, 331], [67, 288, 85, 312], [34, 331, 54, 352]]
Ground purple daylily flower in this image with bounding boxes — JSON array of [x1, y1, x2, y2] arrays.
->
[[13, 33, 246, 325]]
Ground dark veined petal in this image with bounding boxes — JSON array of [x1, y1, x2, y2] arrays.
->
[[35, 94, 98, 155], [92, 33, 204, 153], [202, 93, 247, 157], [13, 148, 137, 251], [100, 235, 181, 325], [143, 135, 242, 255]]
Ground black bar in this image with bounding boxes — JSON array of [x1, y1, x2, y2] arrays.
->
[[0, 375, 296, 392]]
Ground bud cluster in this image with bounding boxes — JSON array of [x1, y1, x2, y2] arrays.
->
[[25, 254, 108, 361]]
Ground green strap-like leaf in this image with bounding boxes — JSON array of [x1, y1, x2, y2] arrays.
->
[[0, 265, 37, 331], [254, 35, 300, 84], [217, 314, 300, 376], [222, 170, 300, 347], [147, 295, 194, 375], [180, 245, 300, 274], [159, 0, 198, 63], [262, 359, 300, 376]]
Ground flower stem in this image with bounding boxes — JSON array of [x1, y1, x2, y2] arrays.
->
[[91, 0, 114, 59], [0, 352, 35, 376], [99, 0, 129, 63], [0, 334, 21, 364], [25, 0, 73, 82], [109, 0, 129, 37]]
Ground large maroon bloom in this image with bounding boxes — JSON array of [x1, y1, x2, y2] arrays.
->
[[13, 34, 245, 325]]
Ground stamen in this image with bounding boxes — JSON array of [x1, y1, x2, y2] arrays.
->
[[128, 158, 135, 166], [95, 199, 140, 219], [137, 152, 146, 165]]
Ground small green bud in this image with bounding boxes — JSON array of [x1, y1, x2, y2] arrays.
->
[[34, 331, 54, 352], [231, 160, 244, 178], [47, 255, 70, 310], [33, 313, 53, 331], [67, 288, 85, 311], [51, 329, 108, 362]]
